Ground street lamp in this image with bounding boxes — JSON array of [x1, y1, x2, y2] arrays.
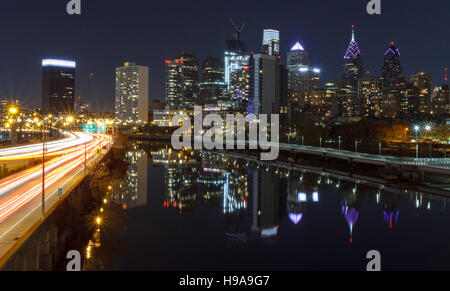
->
[[414, 126, 420, 139], [424, 125, 433, 158], [9, 106, 47, 220], [8, 108, 18, 144]]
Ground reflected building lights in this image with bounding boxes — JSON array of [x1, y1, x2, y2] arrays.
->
[[113, 145, 148, 209]]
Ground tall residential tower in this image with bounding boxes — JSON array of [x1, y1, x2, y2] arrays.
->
[[115, 62, 149, 123]]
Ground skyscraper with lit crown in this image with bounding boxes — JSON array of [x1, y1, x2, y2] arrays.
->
[[287, 42, 320, 108], [342, 25, 363, 90], [42, 59, 76, 113], [382, 42, 403, 80]]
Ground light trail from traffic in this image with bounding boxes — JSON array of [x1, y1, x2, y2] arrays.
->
[[0, 133, 111, 224], [0, 132, 94, 161]]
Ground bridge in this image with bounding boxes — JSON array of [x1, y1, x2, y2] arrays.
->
[[243, 141, 450, 175]]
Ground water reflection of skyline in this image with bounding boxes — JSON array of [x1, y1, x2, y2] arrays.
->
[[113, 148, 148, 210], [114, 142, 450, 244]]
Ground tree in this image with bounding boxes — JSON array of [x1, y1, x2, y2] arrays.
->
[[432, 125, 450, 141]]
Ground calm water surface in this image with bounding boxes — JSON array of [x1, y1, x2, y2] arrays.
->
[[90, 142, 450, 271]]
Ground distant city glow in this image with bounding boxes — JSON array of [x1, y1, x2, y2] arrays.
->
[[42, 59, 76, 68]]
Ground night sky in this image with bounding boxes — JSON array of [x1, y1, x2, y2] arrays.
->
[[0, 0, 448, 112]]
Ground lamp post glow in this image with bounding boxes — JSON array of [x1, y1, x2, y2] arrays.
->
[[414, 126, 420, 139], [8, 107, 18, 144], [424, 125, 433, 158]]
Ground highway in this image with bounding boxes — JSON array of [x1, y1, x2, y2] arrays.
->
[[0, 132, 94, 161], [0, 132, 111, 265]]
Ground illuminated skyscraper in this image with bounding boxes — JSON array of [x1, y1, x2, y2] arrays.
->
[[342, 25, 363, 90], [199, 57, 227, 107], [115, 62, 149, 123], [432, 84, 449, 117], [231, 66, 250, 113], [357, 77, 383, 118], [248, 53, 281, 116], [400, 83, 420, 118], [382, 42, 403, 81], [380, 43, 406, 119], [381, 77, 406, 119], [410, 72, 432, 115], [224, 21, 249, 93], [165, 53, 199, 110], [325, 80, 354, 118], [287, 42, 309, 91], [287, 42, 320, 108], [42, 59, 76, 113], [262, 29, 280, 56]]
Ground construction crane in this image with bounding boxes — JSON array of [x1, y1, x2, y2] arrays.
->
[[230, 18, 246, 49]]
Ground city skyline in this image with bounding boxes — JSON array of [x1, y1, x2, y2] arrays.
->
[[0, 0, 448, 112], [1, 0, 450, 274]]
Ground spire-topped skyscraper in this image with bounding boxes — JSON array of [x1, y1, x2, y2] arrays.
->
[[342, 25, 363, 90], [344, 25, 361, 58]]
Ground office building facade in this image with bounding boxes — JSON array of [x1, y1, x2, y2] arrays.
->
[[262, 29, 280, 56], [199, 57, 227, 107], [42, 59, 76, 114], [165, 53, 199, 110], [248, 53, 281, 116]]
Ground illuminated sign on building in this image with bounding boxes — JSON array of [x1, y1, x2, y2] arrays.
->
[[42, 59, 76, 68]]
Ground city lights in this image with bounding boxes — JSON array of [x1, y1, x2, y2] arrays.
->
[[0, 0, 449, 274]]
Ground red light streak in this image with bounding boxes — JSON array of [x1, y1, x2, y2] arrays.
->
[[0, 133, 111, 223]]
